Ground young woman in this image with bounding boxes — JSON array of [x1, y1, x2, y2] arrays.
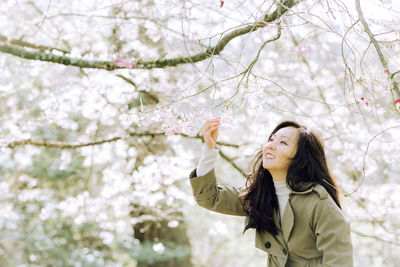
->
[[189, 117, 353, 267]]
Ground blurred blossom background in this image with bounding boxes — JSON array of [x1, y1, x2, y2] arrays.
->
[[0, 0, 400, 266]]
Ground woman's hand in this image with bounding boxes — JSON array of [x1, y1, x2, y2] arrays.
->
[[200, 117, 221, 149]]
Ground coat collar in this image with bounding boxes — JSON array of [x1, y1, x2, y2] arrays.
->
[[288, 183, 314, 195]]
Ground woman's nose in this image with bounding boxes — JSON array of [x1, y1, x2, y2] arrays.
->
[[263, 142, 275, 151], [268, 143, 276, 150]]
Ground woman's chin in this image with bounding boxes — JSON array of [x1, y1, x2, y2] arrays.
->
[[263, 162, 276, 172], [262, 162, 271, 170]]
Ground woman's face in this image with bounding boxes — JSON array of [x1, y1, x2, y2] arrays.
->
[[262, 126, 299, 172]]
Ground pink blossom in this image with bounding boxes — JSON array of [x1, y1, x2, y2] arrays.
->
[[395, 99, 400, 112], [115, 59, 136, 69], [297, 44, 312, 55], [381, 79, 391, 90], [191, 32, 199, 39], [164, 126, 181, 136]]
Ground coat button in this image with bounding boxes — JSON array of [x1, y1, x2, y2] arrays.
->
[[264, 241, 271, 249], [283, 248, 288, 255]]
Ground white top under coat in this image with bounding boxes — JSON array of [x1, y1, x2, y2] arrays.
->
[[196, 145, 290, 221], [272, 179, 290, 221]]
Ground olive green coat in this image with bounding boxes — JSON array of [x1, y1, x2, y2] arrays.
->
[[189, 168, 354, 267]]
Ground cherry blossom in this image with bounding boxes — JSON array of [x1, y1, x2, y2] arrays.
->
[[395, 99, 400, 111], [115, 59, 136, 69], [297, 44, 312, 55]]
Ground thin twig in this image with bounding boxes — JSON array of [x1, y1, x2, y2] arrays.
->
[[354, 0, 400, 99], [345, 125, 400, 195]]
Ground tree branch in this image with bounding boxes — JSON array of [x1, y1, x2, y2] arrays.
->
[[354, 0, 400, 99], [391, 69, 400, 79], [0, 34, 69, 54], [6, 136, 122, 149], [5, 132, 240, 149], [0, 0, 301, 70], [241, 23, 282, 87], [218, 149, 247, 178]]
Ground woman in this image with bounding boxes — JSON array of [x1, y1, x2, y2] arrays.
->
[[189, 117, 353, 267]]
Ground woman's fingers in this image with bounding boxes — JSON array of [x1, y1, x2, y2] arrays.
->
[[204, 125, 217, 134], [204, 117, 221, 126], [202, 124, 219, 135], [204, 126, 218, 138], [206, 117, 220, 123], [200, 118, 221, 149], [200, 119, 220, 134], [204, 127, 218, 149], [205, 122, 220, 129]]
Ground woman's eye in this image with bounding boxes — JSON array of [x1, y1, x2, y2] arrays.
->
[[281, 141, 287, 145]]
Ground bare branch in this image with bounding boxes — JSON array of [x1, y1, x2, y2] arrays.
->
[[220, 23, 282, 106], [0, 34, 69, 54], [0, 44, 121, 70], [391, 69, 400, 79], [243, 23, 282, 84], [116, 74, 138, 88], [6, 137, 122, 149], [218, 149, 247, 178]]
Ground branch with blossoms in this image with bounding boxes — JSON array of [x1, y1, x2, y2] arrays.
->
[[5, 131, 247, 178], [354, 0, 400, 109], [5, 131, 240, 149], [0, 0, 301, 70]]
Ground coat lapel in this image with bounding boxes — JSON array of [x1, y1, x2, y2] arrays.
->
[[280, 186, 314, 244], [281, 199, 294, 244], [245, 185, 316, 250], [272, 208, 286, 247]]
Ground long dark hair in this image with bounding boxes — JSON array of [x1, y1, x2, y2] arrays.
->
[[241, 121, 341, 235]]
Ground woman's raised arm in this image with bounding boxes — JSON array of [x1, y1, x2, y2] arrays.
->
[[189, 118, 247, 216], [189, 168, 247, 216]]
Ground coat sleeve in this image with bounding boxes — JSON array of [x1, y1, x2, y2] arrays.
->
[[189, 168, 247, 216], [311, 196, 354, 267]]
